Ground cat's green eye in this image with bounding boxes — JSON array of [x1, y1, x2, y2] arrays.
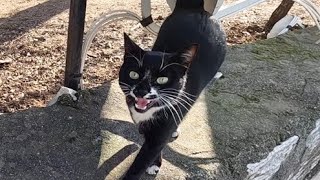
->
[[156, 77, 169, 84], [129, 71, 139, 80]]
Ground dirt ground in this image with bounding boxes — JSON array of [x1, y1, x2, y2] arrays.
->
[[0, 0, 319, 113]]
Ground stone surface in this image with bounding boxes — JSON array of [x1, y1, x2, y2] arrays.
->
[[0, 28, 320, 179], [246, 136, 299, 180], [311, 171, 320, 180], [287, 119, 320, 180]]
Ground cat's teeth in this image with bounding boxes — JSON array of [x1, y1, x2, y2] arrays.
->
[[135, 103, 147, 110], [134, 98, 153, 111]]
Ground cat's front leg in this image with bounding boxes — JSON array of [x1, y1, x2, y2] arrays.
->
[[123, 137, 167, 180], [146, 152, 162, 175]]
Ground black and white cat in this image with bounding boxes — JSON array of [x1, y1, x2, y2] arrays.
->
[[118, 0, 226, 179]]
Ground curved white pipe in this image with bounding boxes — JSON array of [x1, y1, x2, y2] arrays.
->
[[293, 0, 320, 44], [81, 10, 145, 74], [294, 0, 320, 28], [302, 0, 320, 18], [295, 0, 320, 27]]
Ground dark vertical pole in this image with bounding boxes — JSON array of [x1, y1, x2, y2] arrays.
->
[[264, 0, 294, 35], [64, 0, 87, 90]]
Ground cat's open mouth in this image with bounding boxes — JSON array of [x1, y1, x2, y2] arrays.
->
[[134, 98, 156, 112]]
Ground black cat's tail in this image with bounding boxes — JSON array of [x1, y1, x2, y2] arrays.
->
[[174, 0, 204, 10]]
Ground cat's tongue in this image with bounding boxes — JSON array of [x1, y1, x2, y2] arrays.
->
[[135, 98, 149, 110]]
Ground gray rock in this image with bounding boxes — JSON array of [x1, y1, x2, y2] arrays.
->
[[246, 136, 299, 180], [0, 157, 5, 170]]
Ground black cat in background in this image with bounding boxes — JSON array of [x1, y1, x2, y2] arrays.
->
[[118, 0, 226, 179]]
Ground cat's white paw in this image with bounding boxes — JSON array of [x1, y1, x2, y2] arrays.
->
[[146, 165, 160, 175], [214, 72, 223, 79], [171, 128, 180, 138], [171, 131, 179, 138]]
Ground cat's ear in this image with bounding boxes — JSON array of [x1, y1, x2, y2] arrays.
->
[[124, 33, 143, 55], [179, 44, 199, 67]]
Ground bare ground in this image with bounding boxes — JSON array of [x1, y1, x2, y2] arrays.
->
[[0, 0, 319, 113]]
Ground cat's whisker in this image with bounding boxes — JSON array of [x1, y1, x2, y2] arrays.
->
[[121, 87, 130, 91], [178, 94, 196, 104], [122, 88, 130, 92], [120, 85, 130, 89], [162, 94, 190, 111], [119, 82, 132, 88], [149, 117, 158, 126], [119, 81, 130, 85], [159, 97, 177, 126], [120, 85, 130, 88], [180, 91, 197, 98], [126, 53, 142, 67], [158, 100, 169, 119], [160, 97, 178, 125], [161, 95, 189, 122], [162, 95, 184, 118], [161, 93, 193, 108], [159, 91, 195, 102], [122, 92, 130, 96], [159, 90, 195, 103], [160, 88, 197, 98], [139, 49, 143, 67], [165, 92, 196, 102], [160, 101, 168, 119], [120, 88, 130, 96], [121, 88, 131, 92], [160, 96, 182, 125], [159, 88, 196, 99], [164, 108, 169, 119], [160, 49, 166, 69]]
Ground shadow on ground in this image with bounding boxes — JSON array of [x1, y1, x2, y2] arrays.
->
[[0, 82, 222, 180], [0, 0, 69, 44], [0, 85, 109, 179]]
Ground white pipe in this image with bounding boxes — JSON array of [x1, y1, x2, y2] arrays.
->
[[81, 10, 145, 74], [302, 0, 320, 18], [215, 0, 266, 19], [293, 0, 320, 44], [296, 0, 320, 25], [297, 0, 320, 28]]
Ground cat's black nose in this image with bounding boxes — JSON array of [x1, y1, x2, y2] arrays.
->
[[147, 95, 157, 99], [133, 82, 151, 98], [133, 88, 149, 98]]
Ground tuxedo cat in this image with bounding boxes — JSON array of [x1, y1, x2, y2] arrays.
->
[[118, 0, 226, 179]]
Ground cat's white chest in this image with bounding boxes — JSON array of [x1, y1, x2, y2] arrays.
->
[[129, 106, 163, 123]]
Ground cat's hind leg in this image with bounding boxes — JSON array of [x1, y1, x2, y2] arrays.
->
[[146, 152, 162, 175]]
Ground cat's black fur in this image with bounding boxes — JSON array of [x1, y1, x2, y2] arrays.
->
[[119, 0, 226, 179]]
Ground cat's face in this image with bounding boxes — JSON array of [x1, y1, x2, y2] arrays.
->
[[119, 34, 197, 122]]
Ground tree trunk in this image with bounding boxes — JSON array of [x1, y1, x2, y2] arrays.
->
[[264, 0, 295, 35]]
